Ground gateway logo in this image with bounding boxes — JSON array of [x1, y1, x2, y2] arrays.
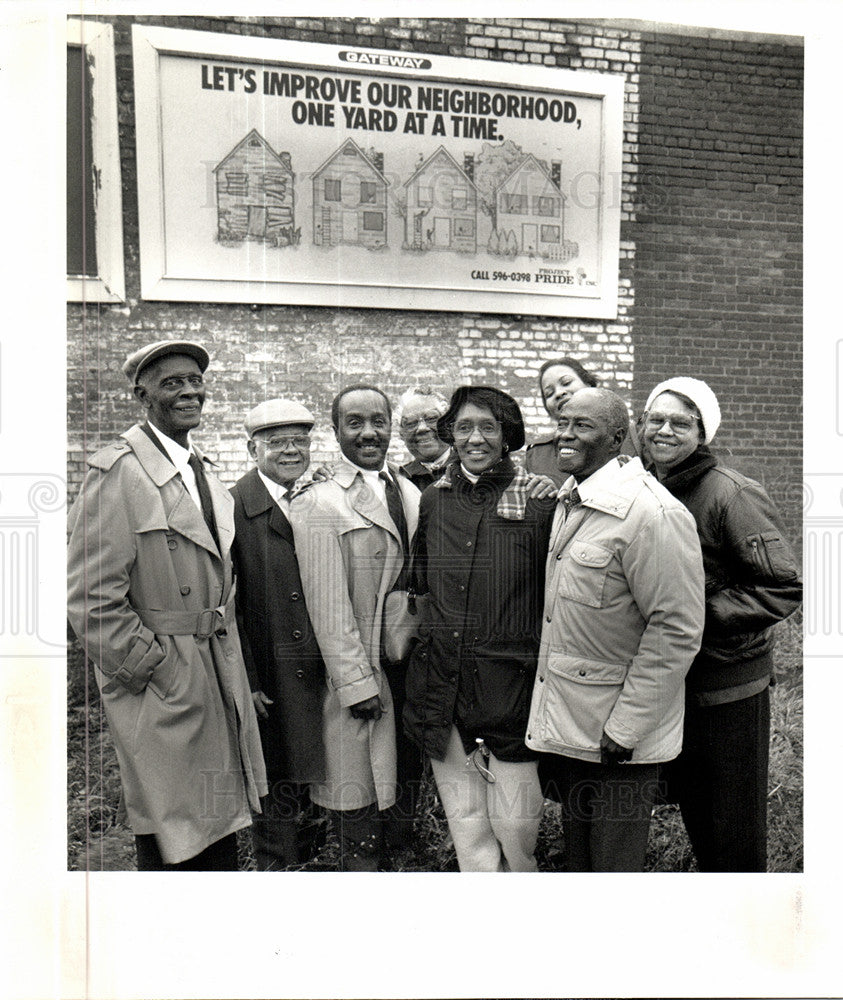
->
[[339, 51, 432, 70]]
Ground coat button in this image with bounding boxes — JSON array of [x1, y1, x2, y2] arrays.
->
[[295, 669, 305, 679], [452, 631, 459, 639], [539, 676, 544, 682], [556, 553, 562, 560], [579, 669, 586, 676], [545, 615, 551, 623], [466, 540, 472, 547], [168, 539, 178, 550], [290, 592, 300, 601], [292, 629, 303, 640], [180, 585, 191, 596]]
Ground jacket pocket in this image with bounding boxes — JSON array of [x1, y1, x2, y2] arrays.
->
[[747, 531, 799, 582], [557, 540, 613, 608], [146, 635, 177, 701], [537, 652, 626, 751]]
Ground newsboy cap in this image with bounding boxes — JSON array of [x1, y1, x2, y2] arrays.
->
[[244, 398, 316, 438], [123, 340, 210, 386]]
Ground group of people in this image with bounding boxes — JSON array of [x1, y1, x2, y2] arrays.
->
[[67, 340, 801, 873]]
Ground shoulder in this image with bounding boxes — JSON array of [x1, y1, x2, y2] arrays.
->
[[86, 437, 134, 473], [526, 434, 555, 451]]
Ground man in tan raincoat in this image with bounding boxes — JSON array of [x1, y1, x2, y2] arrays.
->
[[67, 340, 267, 870]]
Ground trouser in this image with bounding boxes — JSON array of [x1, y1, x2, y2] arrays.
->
[[668, 686, 770, 872], [430, 725, 544, 872], [326, 802, 384, 872], [134, 832, 238, 871], [382, 655, 425, 849], [251, 779, 326, 871], [539, 754, 660, 872]]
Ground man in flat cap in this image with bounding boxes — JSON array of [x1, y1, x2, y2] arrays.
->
[[230, 399, 327, 870], [67, 340, 267, 870]]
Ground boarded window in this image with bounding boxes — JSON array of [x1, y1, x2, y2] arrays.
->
[[67, 44, 97, 276], [454, 217, 475, 238], [452, 187, 468, 210], [363, 212, 384, 231], [418, 185, 432, 205], [540, 224, 561, 243], [325, 178, 341, 201], [360, 181, 377, 203], [226, 172, 249, 195]]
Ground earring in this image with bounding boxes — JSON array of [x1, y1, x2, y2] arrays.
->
[[503, 444, 509, 453]]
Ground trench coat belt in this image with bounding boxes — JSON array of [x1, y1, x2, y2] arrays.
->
[[137, 598, 233, 639]]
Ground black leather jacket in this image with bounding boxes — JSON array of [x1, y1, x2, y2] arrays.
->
[[658, 447, 801, 694]]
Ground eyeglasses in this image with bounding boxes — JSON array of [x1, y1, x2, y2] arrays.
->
[[644, 413, 699, 435], [467, 738, 496, 784], [257, 435, 311, 450], [452, 419, 501, 441], [400, 412, 442, 433]]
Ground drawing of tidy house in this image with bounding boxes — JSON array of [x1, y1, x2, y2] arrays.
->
[[311, 139, 389, 248], [496, 154, 567, 257], [214, 129, 296, 246], [403, 146, 479, 253]]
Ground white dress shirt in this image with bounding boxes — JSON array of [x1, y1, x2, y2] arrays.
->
[[257, 469, 291, 517], [148, 421, 203, 510]]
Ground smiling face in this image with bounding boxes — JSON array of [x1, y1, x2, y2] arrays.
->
[[541, 364, 589, 419], [336, 389, 391, 470], [248, 423, 312, 488], [398, 393, 449, 462], [452, 401, 504, 476], [134, 354, 205, 447], [555, 389, 626, 482], [643, 391, 704, 475]]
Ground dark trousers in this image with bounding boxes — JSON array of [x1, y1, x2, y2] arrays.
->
[[667, 686, 770, 872], [539, 755, 660, 872], [135, 832, 238, 871], [326, 802, 384, 872], [382, 655, 425, 850], [252, 780, 326, 872]]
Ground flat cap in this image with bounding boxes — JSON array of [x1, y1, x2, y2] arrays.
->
[[244, 398, 315, 437], [123, 340, 210, 386]]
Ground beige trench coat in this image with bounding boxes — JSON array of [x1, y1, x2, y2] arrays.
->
[[67, 424, 267, 864], [290, 461, 420, 811]]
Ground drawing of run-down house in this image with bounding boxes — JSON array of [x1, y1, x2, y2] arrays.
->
[[214, 129, 296, 245], [311, 139, 389, 248], [403, 146, 480, 253], [495, 154, 568, 257]]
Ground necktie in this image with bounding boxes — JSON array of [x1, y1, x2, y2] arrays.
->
[[188, 452, 220, 549], [380, 471, 410, 591], [561, 485, 582, 519]]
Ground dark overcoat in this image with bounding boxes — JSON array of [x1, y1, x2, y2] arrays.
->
[[230, 467, 326, 784]]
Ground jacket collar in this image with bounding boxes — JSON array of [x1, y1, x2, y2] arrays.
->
[[561, 455, 647, 520], [331, 458, 404, 543], [237, 467, 294, 540], [657, 446, 719, 496], [122, 423, 231, 559]]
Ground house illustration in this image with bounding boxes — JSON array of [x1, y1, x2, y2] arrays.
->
[[214, 129, 296, 246], [495, 154, 567, 257], [403, 146, 479, 253], [311, 139, 389, 248]]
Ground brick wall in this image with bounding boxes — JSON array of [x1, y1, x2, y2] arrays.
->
[[630, 28, 803, 533], [67, 15, 802, 542]]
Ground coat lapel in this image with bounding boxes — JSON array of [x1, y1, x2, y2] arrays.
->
[[239, 467, 295, 543]]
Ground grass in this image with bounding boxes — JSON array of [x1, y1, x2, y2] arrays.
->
[[67, 614, 803, 872]]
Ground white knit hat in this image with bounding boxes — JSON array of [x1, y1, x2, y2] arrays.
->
[[644, 377, 722, 444]]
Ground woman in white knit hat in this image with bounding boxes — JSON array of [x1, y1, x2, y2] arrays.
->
[[641, 377, 802, 872]]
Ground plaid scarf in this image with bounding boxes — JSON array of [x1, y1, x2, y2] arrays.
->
[[433, 460, 533, 521]]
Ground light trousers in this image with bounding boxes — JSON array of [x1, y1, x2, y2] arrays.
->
[[430, 725, 544, 872]]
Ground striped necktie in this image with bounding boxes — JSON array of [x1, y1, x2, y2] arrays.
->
[[188, 452, 220, 549]]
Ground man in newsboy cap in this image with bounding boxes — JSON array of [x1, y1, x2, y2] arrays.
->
[[230, 399, 328, 870], [67, 340, 267, 870]]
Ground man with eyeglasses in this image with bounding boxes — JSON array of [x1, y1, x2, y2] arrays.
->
[[526, 387, 705, 871], [230, 399, 328, 870], [396, 386, 452, 490], [290, 384, 422, 870], [67, 340, 267, 870]]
